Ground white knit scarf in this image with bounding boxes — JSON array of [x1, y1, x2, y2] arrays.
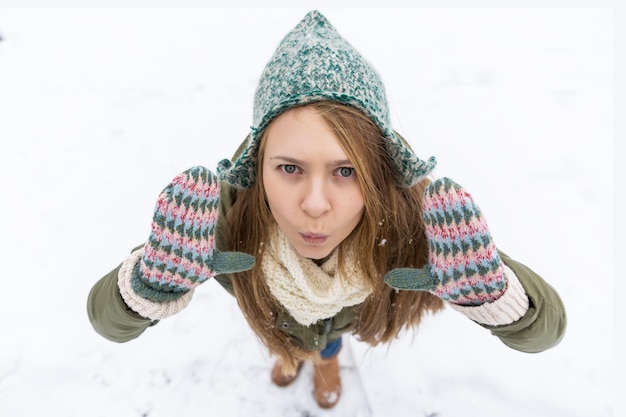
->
[[263, 227, 373, 326]]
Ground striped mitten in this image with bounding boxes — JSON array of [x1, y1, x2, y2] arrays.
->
[[131, 166, 255, 302], [384, 178, 507, 306]]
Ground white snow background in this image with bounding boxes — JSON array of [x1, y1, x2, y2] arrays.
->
[[0, 7, 615, 417]]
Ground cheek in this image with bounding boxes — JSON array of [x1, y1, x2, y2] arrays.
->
[[348, 188, 365, 215], [263, 173, 277, 208], [262, 170, 286, 216], [338, 188, 365, 226], [262, 162, 275, 194], [352, 201, 366, 222]]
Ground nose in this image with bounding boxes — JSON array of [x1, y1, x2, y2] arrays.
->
[[301, 179, 331, 218]]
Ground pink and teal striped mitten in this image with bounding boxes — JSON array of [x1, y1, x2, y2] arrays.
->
[[131, 166, 255, 302], [384, 178, 507, 306]]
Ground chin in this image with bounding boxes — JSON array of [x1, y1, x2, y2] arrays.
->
[[295, 245, 334, 261]]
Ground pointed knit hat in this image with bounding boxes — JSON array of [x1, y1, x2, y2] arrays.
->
[[217, 10, 436, 188]]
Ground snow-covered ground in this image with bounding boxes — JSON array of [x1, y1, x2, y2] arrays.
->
[[0, 7, 614, 416]]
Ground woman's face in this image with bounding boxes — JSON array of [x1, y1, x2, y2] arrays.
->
[[262, 107, 365, 260]]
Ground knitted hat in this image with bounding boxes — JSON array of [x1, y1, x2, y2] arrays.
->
[[217, 10, 436, 188]]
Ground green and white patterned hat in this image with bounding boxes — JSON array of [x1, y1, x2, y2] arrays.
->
[[217, 10, 436, 188]]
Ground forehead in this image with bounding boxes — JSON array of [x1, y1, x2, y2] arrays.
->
[[262, 107, 348, 157]]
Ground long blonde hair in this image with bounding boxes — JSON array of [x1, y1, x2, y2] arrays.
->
[[224, 101, 443, 373]]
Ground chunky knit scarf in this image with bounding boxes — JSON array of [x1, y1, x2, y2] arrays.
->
[[263, 227, 372, 326]]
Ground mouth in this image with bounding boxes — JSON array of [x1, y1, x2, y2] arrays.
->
[[300, 233, 329, 246]]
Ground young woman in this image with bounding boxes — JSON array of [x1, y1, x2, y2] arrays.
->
[[87, 10, 566, 409]]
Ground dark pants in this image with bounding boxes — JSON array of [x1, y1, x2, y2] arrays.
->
[[320, 337, 342, 359]]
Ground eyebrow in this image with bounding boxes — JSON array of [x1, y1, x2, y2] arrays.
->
[[269, 156, 353, 168]]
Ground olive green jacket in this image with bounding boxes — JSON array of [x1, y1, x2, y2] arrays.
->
[[87, 183, 566, 354]]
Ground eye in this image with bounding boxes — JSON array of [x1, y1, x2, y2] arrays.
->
[[279, 164, 300, 174], [335, 167, 355, 178]]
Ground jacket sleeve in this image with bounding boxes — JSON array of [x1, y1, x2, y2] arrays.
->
[[87, 259, 157, 343], [482, 251, 566, 353]]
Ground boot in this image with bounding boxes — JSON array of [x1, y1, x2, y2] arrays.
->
[[313, 355, 341, 409], [271, 359, 304, 387]]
